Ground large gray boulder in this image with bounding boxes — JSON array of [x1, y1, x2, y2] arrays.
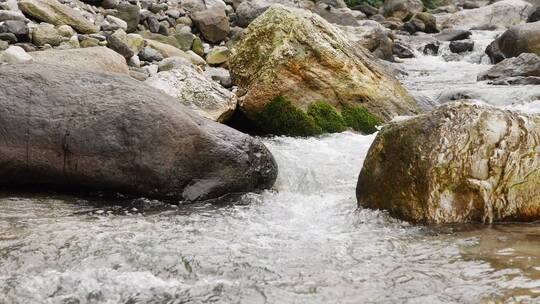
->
[[478, 53, 540, 81], [357, 102, 540, 224], [439, 0, 533, 30], [0, 63, 277, 201], [497, 21, 540, 58]]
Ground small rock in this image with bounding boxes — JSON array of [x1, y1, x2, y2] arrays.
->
[[147, 15, 160, 33], [191, 3, 230, 43], [113, 3, 140, 33], [393, 40, 414, 58], [0, 32, 17, 44], [0, 45, 33, 63], [203, 66, 232, 88], [449, 40, 474, 53], [107, 29, 134, 58], [0, 40, 8, 50], [478, 53, 540, 81], [32, 23, 63, 47], [0, 10, 28, 22], [435, 29, 472, 41], [106, 15, 128, 31], [206, 46, 230, 65], [423, 41, 440, 55], [57, 24, 75, 37], [0, 20, 29, 41], [139, 46, 163, 62]]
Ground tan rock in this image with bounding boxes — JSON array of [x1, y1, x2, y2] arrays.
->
[[230, 5, 419, 121], [19, 0, 99, 34], [30, 46, 129, 74], [358, 101, 540, 224]]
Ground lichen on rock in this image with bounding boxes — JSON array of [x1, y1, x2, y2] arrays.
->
[[357, 101, 540, 224], [230, 4, 420, 123]]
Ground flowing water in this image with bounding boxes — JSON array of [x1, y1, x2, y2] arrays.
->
[[2, 31, 540, 304]]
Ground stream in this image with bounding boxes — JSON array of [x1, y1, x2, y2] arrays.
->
[[2, 30, 540, 304]]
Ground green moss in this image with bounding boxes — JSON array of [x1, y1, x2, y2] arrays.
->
[[258, 96, 323, 137], [307, 102, 346, 133], [342, 106, 381, 134]]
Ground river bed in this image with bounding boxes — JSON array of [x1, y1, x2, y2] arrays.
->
[[2, 31, 540, 304]]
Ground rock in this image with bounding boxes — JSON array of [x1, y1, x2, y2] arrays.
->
[[125, 33, 145, 53], [393, 40, 414, 58], [357, 101, 540, 224], [435, 29, 472, 41], [311, 4, 362, 27], [497, 22, 540, 59], [528, 5, 540, 23], [146, 39, 185, 58], [107, 29, 134, 58], [235, 0, 307, 28], [19, 0, 99, 34], [489, 76, 540, 85], [423, 40, 440, 55], [31, 23, 63, 46], [138, 31, 182, 49], [413, 12, 438, 33], [0, 63, 277, 201], [351, 4, 379, 17], [204, 66, 233, 88], [0, 10, 28, 22], [337, 22, 394, 61], [191, 3, 230, 43], [129, 68, 148, 81], [478, 53, 540, 81], [206, 46, 230, 65], [485, 39, 505, 64], [105, 15, 128, 31], [449, 40, 474, 53], [0, 20, 29, 41], [403, 18, 425, 34], [113, 3, 140, 33], [191, 36, 204, 55], [230, 5, 420, 122], [30, 46, 129, 74], [79, 36, 100, 48], [174, 31, 195, 51], [146, 15, 160, 33], [462, 1, 480, 9], [139, 46, 164, 62], [146, 59, 237, 122], [382, 0, 423, 20], [439, 0, 533, 30], [0, 45, 33, 62], [57, 24, 75, 37], [0, 40, 7, 50], [0, 32, 17, 43]]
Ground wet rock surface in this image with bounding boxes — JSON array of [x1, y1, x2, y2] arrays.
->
[[0, 63, 277, 201], [358, 102, 540, 224]]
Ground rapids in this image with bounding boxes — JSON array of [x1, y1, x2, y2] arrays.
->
[[2, 30, 540, 304]]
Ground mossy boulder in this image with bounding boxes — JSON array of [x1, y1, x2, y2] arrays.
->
[[230, 5, 420, 123], [307, 102, 346, 133], [342, 106, 381, 134], [258, 97, 323, 137], [357, 101, 540, 224]]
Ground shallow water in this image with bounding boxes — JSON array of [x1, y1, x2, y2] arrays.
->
[[2, 31, 540, 303]]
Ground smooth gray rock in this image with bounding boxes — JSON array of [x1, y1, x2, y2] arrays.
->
[[0, 63, 277, 201], [435, 29, 472, 41], [478, 53, 540, 81]]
